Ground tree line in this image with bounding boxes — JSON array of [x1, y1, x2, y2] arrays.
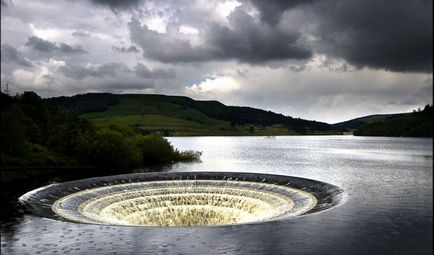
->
[[354, 105, 433, 137], [0, 91, 200, 169]]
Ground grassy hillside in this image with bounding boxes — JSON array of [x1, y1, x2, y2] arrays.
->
[[332, 113, 412, 131], [47, 93, 337, 136], [333, 107, 432, 138], [353, 105, 433, 137]]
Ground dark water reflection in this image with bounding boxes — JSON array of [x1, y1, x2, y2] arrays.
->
[[1, 136, 432, 254]]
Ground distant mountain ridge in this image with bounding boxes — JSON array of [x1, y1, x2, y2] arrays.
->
[[46, 93, 335, 136]]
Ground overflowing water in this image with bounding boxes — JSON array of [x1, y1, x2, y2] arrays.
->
[[19, 172, 342, 227]]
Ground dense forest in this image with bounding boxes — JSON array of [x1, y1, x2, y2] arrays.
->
[[0, 91, 200, 170], [353, 105, 433, 137]]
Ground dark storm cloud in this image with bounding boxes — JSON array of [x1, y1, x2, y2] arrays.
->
[[112, 45, 140, 53], [1, 44, 32, 67], [248, 0, 319, 25], [207, 8, 311, 63], [59, 63, 130, 79], [0, 0, 431, 121], [245, 0, 432, 73], [25, 36, 87, 54], [88, 0, 141, 10], [134, 63, 176, 79], [313, 0, 433, 73], [128, 8, 312, 64]]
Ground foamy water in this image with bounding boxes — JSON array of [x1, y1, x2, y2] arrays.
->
[[19, 172, 342, 227]]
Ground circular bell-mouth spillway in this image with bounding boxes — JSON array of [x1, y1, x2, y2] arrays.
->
[[19, 172, 344, 227]]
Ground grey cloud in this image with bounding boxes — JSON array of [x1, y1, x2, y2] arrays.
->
[[96, 63, 130, 76], [71, 31, 91, 37], [244, 0, 432, 73], [129, 8, 312, 64], [0, 0, 13, 7], [59, 63, 130, 80], [42, 74, 55, 85], [248, 0, 319, 25], [104, 80, 154, 90], [400, 98, 419, 105], [59, 65, 97, 79], [25, 36, 58, 52], [423, 77, 433, 86], [112, 45, 140, 53], [0, 0, 431, 123], [25, 36, 87, 54], [129, 18, 213, 63], [288, 65, 306, 72], [414, 82, 433, 104], [207, 8, 311, 63], [1, 44, 32, 67], [88, 0, 141, 10], [134, 63, 176, 79], [59, 43, 87, 54], [387, 99, 397, 105], [313, 0, 432, 73], [318, 57, 351, 73]]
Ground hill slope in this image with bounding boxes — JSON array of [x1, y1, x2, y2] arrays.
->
[[1, 91, 200, 172], [332, 113, 412, 131], [332, 106, 432, 137], [353, 105, 433, 137], [47, 93, 336, 136]]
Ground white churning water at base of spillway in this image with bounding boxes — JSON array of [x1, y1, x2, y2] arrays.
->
[[52, 180, 317, 227]]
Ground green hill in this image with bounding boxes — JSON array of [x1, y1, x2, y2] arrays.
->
[[332, 113, 412, 131], [1, 91, 200, 174], [46, 93, 336, 136], [353, 105, 433, 137], [332, 108, 432, 137]]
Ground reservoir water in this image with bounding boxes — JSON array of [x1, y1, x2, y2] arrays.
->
[[1, 136, 432, 254]]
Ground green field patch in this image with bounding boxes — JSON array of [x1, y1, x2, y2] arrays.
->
[[87, 114, 213, 128], [81, 96, 227, 127]]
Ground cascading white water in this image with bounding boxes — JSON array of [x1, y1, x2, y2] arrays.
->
[[53, 180, 316, 226], [19, 172, 343, 227]]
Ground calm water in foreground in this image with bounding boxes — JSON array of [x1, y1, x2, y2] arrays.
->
[[1, 136, 432, 254]]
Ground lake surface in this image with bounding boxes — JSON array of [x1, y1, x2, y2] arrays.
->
[[1, 136, 432, 254]]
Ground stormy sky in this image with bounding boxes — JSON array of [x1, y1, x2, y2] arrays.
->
[[1, 0, 432, 123]]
